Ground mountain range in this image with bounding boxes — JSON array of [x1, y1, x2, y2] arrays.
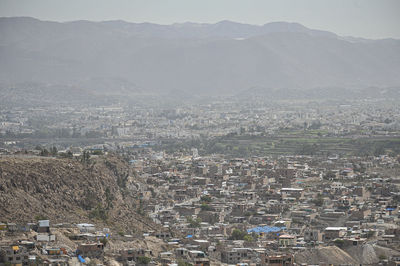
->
[[0, 17, 399, 96]]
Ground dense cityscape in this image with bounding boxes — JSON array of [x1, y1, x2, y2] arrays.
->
[[1, 1, 400, 265], [1, 95, 399, 265]]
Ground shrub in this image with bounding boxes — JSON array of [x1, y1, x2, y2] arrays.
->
[[34, 214, 48, 221], [200, 203, 213, 211], [89, 203, 108, 221], [243, 235, 254, 242], [187, 217, 201, 228], [200, 195, 212, 203], [334, 239, 344, 248], [99, 237, 108, 247], [137, 256, 151, 265]]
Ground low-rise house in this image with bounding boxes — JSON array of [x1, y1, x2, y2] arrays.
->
[[118, 249, 153, 263], [36, 233, 56, 242], [77, 223, 96, 233], [280, 188, 304, 200], [279, 235, 296, 247], [304, 229, 323, 243], [324, 227, 347, 241], [77, 242, 104, 258], [0, 245, 30, 265], [154, 231, 172, 240], [378, 235, 398, 246], [174, 206, 200, 216], [186, 250, 210, 266], [349, 208, 371, 220], [260, 253, 294, 266], [220, 248, 254, 264], [175, 247, 189, 258]]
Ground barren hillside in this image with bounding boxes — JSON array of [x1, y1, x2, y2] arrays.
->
[[0, 155, 156, 233]]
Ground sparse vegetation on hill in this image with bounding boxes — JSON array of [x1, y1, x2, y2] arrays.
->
[[0, 155, 155, 232]]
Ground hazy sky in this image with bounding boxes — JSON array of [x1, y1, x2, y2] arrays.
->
[[0, 0, 399, 39]]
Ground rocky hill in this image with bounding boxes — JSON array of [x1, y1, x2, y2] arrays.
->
[[0, 155, 156, 233]]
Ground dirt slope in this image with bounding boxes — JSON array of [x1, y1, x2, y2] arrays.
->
[[295, 245, 358, 265], [0, 155, 156, 233]]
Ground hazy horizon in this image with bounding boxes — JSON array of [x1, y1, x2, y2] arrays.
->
[[0, 0, 399, 39], [2, 16, 400, 42]]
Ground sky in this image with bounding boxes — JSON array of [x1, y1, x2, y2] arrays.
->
[[0, 0, 399, 39]]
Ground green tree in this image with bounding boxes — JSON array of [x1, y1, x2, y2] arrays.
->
[[50, 146, 58, 156], [243, 235, 254, 242], [200, 203, 213, 211], [229, 229, 247, 240], [81, 151, 91, 164], [35, 145, 43, 151], [34, 214, 48, 221], [309, 120, 321, 130], [324, 171, 336, 180], [137, 256, 151, 265], [200, 195, 212, 203], [99, 237, 108, 247], [313, 193, 324, 207], [40, 148, 49, 156], [187, 217, 202, 228], [92, 150, 103, 155], [334, 239, 344, 248]]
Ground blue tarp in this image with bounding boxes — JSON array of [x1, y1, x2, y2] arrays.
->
[[78, 255, 85, 263], [186, 235, 193, 238], [247, 226, 285, 234]]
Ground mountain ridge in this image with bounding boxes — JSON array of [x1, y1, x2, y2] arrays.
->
[[0, 17, 399, 96], [0, 17, 338, 38]]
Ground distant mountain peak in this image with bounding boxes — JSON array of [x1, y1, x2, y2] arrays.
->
[[215, 20, 244, 25]]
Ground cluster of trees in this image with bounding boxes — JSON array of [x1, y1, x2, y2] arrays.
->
[[36, 146, 59, 156], [228, 229, 257, 242], [200, 195, 212, 203], [187, 217, 202, 228], [323, 171, 336, 180], [312, 193, 324, 207], [199, 195, 214, 211]]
